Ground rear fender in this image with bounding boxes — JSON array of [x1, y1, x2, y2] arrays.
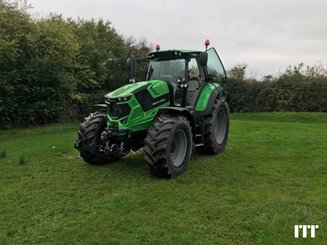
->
[[195, 83, 222, 115]]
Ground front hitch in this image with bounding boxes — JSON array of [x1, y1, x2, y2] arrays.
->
[[99, 129, 129, 158]]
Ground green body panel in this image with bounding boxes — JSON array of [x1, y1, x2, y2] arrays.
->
[[147, 80, 169, 98], [105, 80, 170, 132], [106, 82, 148, 98], [195, 83, 222, 112]]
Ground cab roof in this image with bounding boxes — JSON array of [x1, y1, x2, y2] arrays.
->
[[147, 49, 202, 60]]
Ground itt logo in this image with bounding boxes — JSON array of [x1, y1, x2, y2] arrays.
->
[[294, 225, 319, 238]]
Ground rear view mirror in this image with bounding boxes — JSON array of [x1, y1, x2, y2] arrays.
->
[[127, 56, 136, 82], [199, 52, 208, 66], [126, 58, 131, 68]]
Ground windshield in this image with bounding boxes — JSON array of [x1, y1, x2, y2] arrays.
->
[[146, 59, 185, 83]]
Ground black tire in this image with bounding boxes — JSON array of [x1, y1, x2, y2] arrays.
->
[[196, 99, 230, 154], [76, 112, 118, 165], [144, 115, 192, 179]]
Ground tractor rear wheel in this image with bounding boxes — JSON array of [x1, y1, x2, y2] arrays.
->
[[144, 115, 192, 179], [196, 99, 230, 154], [75, 112, 118, 165]]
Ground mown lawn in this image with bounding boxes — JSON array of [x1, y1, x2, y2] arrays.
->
[[0, 112, 326, 244]]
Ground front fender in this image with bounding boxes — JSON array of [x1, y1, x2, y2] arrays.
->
[[157, 107, 195, 129]]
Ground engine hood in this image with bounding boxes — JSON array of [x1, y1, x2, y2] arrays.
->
[[105, 80, 169, 99], [105, 81, 148, 99]]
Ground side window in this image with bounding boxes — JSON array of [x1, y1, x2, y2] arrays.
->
[[207, 48, 226, 83]]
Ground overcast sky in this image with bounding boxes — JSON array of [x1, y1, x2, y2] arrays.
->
[[27, 0, 327, 78]]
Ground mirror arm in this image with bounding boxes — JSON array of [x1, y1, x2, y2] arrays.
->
[[203, 66, 210, 82], [129, 56, 136, 82]]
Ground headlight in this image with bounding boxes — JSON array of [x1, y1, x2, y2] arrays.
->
[[107, 101, 131, 119], [117, 95, 132, 102]]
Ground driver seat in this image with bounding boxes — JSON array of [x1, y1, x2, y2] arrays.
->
[[186, 79, 200, 106]]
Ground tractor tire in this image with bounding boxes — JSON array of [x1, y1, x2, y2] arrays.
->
[[76, 112, 118, 165], [196, 99, 229, 154], [144, 115, 192, 179]]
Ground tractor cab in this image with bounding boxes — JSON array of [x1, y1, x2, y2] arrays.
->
[[128, 41, 227, 108], [146, 50, 203, 107]]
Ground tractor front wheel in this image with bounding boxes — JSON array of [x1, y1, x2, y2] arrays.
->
[[144, 115, 192, 179], [75, 112, 118, 165]]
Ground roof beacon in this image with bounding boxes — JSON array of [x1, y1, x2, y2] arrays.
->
[[205, 39, 210, 51]]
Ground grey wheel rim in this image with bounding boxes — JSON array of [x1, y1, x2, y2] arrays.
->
[[170, 129, 187, 167], [215, 107, 227, 144]]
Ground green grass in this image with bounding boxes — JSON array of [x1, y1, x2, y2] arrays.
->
[[0, 113, 326, 244], [0, 149, 6, 159]]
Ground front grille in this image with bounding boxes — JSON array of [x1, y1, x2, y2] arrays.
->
[[107, 102, 131, 119]]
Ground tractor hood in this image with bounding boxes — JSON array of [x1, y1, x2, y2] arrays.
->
[[105, 80, 169, 100], [105, 81, 148, 99], [104, 80, 171, 131]]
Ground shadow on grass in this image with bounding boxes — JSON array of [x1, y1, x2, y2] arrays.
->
[[82, 151, 152, 180], [0, 149, 6, 159], [80, 148, 218, 181]]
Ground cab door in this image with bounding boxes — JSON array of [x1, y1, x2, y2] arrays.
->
[[206, 47, 227, 84], [194, 48, 227, 114]]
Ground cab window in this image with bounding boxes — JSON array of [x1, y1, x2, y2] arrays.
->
[[188, 58, 200, 79], [207, 48, 226, 83], [147, 59, 185, 83]]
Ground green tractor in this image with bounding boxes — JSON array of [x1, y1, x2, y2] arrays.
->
[[75, 40, 229, 178]]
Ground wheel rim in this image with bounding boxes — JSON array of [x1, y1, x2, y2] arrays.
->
[[215, 107, 227, 144], [170, 129, 188, 167]]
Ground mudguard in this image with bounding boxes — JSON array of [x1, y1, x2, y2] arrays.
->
[[195, 83, 223, 115], [157, 107, 195, 128], [93, 104, 107, 108]]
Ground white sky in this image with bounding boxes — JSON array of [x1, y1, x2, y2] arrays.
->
[[27, 0, 327, 78]]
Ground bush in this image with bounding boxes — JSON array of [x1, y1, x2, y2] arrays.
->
[[0, 1, 151, 128], [227, 64, 327, 113]]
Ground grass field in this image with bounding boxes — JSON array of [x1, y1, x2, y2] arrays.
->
[[0, 112, 326, 244]]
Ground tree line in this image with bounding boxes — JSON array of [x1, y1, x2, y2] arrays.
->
[[227, 64, 327, 113], [0, 0, 326, 128], [0, 0, 151, 128]]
